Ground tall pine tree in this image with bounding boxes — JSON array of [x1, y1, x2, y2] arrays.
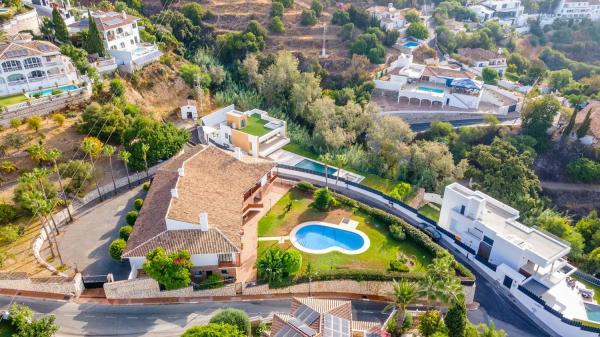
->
[[576, 109, 592, 139], [52, 8, 69, 43], [84, 11, 106, 57]]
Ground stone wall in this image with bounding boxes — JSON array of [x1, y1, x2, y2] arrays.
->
[[0, 9, 40, 35], [0, 272, 83, 296], [103, 278, 237, 299]]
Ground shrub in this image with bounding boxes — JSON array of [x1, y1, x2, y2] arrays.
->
[[388, 182, 411, 201], [270, 16, 285, 33], [199, 273, 225, 289], [0, 224, 21, 244], [142, 181, 150, 191], [388, 260, 409, 272], [271, 1, 284, 17], [566, 158, 600, 183], [0, 204, 18, 224], [274, 0, 293, 9], [419, 310, 445, 337], [0, 161, 17, 174], [297, 181, 315, 191], [209, 308, 251, 336], [51, 113, 65, 126], [401, 313, 413, 333], [144, 248, 193, 290], [134, 198, 144, 210], [389, 223, 406, 240], [119, 225, 133, 241], [311, 0, 323, 16], [51, 88, 62, 95], [33, 92, 42, 99], [126, 210, 138, 226], [110, 78, 125, 97], [301, 9, 317, 26], [26, 115, 42, 132], [9, 118, 22, 129], [332, 10, 350, 25], [313, 187, 335, 210], [181, 323, 244, 337], [109, 238, 126, 260]]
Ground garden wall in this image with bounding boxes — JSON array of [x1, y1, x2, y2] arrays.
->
[[0, 272, 83, 296], [103, 278, 237, 299]]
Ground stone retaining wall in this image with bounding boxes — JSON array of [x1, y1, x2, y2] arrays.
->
[[0, 272, 83, 296], [103, 278, 237, 299]]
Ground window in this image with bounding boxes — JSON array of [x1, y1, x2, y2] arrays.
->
[[132, 22, 136, 28], [193, 270, 202, 276], [117, 27, 123, 34], [221, 269, 228, 275], [483, 235, 494, 246], [130, 39, 134, 45], [24, 57, 42, 69], [28, 70, 45, 79], [460, 205, 466, 215], [2, 60, 22, 72], [7, 73, 25, 82], [218, 253, 233, 262], [120, 42, 126, 49]]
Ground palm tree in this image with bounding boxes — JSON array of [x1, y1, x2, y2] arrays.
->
[[20, 168, 60, 235], [81, 137, 103, 201], [103, 145, 117, 195], [141, 143, 150, 179], [333, 153, 348, 186], [46, 148, 71, 222], [419, 256, 464, 309], [119, 150, 132, 188], [318, 152, 334, 189], [385, 279, 420, 331]]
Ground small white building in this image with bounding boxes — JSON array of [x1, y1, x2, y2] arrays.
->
[[456, 48, 507, 75], [92, 11, 161, 73], [439, 183, 600, 337], [180, 99, 198, 120], [480, 0, 527, 26], [366, 3, 409, 30], [0, 35, 79, 97]]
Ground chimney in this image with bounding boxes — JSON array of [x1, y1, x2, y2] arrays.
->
[[122, 11, 127, 19], [199, 212, 209, 231], [178, 167, 185, 177], [170, 188, 178, 198], [234, 147, 243, 160]]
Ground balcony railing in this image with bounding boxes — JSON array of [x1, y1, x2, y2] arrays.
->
[[8, 79, 27, 86], [218, 261, 240, 268], [242, 203, 263, 213]]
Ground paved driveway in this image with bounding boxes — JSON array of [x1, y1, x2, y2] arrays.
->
[[56, 187, 145, 280]]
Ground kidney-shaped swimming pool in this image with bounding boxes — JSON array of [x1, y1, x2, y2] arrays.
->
[[290, 222, 370, 255]]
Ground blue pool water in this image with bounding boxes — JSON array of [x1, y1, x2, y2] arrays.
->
[[403, 41, 419, 48], [585, 303, 600, 323], [417, 86, 444, 94], [294, 159, 337, 175], [295, 224, 365, 252], [29, 85, 78, 97]]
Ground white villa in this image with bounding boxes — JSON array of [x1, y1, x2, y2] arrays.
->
[[92, 11, 161, 73], [456, 48, 507, 75], [201, 105, 290, 158], [553, 0, 600, 21], [439, 183, 600, 337], [0, 35, 79, 97], [366, 3, 409, 30], [0, 6, 41, 35], [480, 0, 527, 26]]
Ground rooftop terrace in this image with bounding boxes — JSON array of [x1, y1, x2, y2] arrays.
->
[[240, 114, 272, 137]]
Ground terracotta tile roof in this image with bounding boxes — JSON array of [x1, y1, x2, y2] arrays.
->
[[575, 101, 600, 139], [422, 66, 474, 79], [0, 40, 59, 60], [93, 11, 139, 31], [457, 48, 503, 62], [123, 145, 275, 258], [167, 146, 275, 247]]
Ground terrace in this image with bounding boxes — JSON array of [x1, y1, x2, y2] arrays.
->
[[240, 114, 272, 137]]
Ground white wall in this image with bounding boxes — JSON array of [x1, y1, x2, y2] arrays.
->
[[489, 234, 526, 270], [191, 254, 218, 266], [166, 218, 202, 230]]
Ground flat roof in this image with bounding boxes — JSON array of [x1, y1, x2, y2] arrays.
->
[[447, 183, 571, 262]]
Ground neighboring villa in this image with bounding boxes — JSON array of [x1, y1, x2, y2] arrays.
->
[[439, 183, 600, 337], [478, 0, 527, 26], [456, 48, 507, 76], [375, 54, 521, 113], [0, 34, 79, 97], [366, 3, 409, 30], [201, 105, 290, 158], [0, 5, 40, 35], [26, 0, 75, 24], [568, 100, 600, 146], [552, 0, 600, 21], [122, 145, 277, 283], [270, 298, 387, 337], [91, 11, 161, 73]]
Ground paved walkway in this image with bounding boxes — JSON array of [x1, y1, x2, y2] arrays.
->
[[257, 236, 289, 242], [541, 181, 600, 192]]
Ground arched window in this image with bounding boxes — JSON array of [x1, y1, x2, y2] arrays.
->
[[7, 73, 25, 82], [28, 70, 45, 79], [2, 60, 22, 72], [23, 57, 42, 69], [117, 27, 123, 34]]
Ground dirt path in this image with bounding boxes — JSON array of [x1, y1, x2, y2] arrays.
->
[[541, 181, 600, 192]]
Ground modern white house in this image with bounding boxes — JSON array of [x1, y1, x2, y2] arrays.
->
[[438, 183, 600, 337], [552, 0, 600, 21], [0, 35, 79, 97], [180, 99, 198, 120], [479, 0, 527, 26], [91, 11, 161, 73], [122, 145, 278, 283], [25, 0, 75, 24], [366, 3, 409, 30], [456, 48, 507, 75], [201, 105, 290, 158]]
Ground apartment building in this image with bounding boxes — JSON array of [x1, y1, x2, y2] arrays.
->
[[0, 35, 79, 97]]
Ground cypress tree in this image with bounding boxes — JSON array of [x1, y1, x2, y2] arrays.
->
[[444, 301, 467, 337], [52, 8, 69, 44], [563, 108, 578, 139], [576, 109, 592, 139], [84, 11, 106, 57]]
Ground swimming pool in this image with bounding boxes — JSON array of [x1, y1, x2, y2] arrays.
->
[[290, 222, 370, 254], [403, 41, 419, 48], [585, 303, 600, 323], [29, 85, 78, 97], [417, 86, 444, 94], [294, 159, 337, 176]]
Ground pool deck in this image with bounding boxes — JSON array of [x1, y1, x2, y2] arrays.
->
[[269, 150, 365, 183]]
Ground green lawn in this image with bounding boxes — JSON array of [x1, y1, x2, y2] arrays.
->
[[241, 115, 271, 137], [0, 94, 27, 107], [282, 142, 397, 193], [573, 275, 600, 303], [257, 188, 434, 273], [0, 320, 15, 337], [419, 204, 441, 222]]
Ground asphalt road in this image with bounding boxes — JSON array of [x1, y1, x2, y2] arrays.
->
[[0, 296, 388, 337], [410, 117, 520, 132]]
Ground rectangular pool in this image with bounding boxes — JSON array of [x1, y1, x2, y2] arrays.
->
[[294, 159, 337, 176], [417, 86, 444, 94], [403, 41, 419, 48], [585, 302, 600, 323], [29, 84, 78, 97]]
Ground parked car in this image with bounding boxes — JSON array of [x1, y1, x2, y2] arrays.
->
[[423, 226, 441, 241]]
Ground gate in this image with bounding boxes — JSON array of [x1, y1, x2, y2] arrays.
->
[[82, 275, 109, 289]]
